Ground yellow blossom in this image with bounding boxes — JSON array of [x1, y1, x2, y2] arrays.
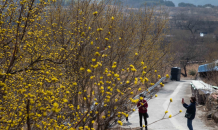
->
[[53, 102, 59, 108], [170, 98, 173, 102], [95, 52, 100, 56], [63, 99, 68, 103], [93, 11, 98, 15], [141, 61, 144, 65], [117, 120, 123, 125], [92, 59, 96, 62], [87, 69, 92, 73]]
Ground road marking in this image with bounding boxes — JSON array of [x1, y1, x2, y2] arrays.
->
[[163, 83, 186, 130]]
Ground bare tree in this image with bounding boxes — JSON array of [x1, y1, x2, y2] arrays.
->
[[173, 13, 202, 38], [171, 13, 209, 77]]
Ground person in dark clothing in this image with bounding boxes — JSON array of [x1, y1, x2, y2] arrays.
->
[[137, 94, 148, 130], [182, 97, 196, 130]]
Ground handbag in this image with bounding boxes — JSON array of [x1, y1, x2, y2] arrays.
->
[[146, 113, 149, 118], [185, 112, 192, 118], [142, 107, 149, 118]]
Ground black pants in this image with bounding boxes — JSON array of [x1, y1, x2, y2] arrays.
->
[[139, 112, 147, 130]]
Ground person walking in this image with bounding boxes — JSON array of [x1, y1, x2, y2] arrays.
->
[[182, 96, 196, 130], [137, 94, 148, 130]]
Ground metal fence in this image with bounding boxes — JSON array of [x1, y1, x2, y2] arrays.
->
[[133, 77, 166, 100]]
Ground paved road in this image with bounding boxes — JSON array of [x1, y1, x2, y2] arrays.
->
[[120, 80, 216, 130]]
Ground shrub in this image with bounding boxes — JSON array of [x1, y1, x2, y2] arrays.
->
[[189, 69, 197, 76]]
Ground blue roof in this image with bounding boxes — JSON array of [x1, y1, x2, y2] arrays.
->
[[198, 64, 208, 72], [198, 64, 217, 72], [213, 66, 218, 71], [198, 60, 218, 73]]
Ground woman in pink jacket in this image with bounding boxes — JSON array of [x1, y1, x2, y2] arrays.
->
[[137, 94, 148, 130]]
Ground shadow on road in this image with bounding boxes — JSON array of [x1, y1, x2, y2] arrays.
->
[[170, 80, 186, 82], [123, 122, 132, 126]]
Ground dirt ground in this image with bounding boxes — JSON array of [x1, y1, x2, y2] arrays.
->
[[197, 105, 218, 130]]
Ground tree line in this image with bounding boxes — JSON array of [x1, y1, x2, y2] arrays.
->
[[116, 0, 217, 8], [178, 2, 216, 8]]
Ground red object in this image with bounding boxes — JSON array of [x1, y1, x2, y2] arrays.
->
[[137, 100, 148, 113], [182, 98, 184, 103]]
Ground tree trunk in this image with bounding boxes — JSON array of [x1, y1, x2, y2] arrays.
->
[[181, 65, 187, 77]]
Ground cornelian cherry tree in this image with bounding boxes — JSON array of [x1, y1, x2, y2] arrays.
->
[[0, 0, 171, 129]]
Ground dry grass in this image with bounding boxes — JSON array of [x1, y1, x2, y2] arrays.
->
[[163, 64, 199, 80], [181, 64, 199, 79], [201, 72, 218, 86]]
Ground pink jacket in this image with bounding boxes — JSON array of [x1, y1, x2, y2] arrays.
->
[[137, 100, 148, 113]]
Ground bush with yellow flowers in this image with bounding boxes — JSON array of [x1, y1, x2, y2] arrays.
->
[[0, 0, 172, 129]]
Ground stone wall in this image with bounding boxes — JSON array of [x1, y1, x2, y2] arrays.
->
[[191, 85, 210, 105], [205, 92, 218, 123], [191, 85, 218, 123]]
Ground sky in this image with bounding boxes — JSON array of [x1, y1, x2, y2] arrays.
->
[[170, 0, 218, 6]]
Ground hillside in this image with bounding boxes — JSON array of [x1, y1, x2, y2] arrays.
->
[[120, 0, 175, 7], [171, 0, 218, 6], [119, 0, 218, 7]]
